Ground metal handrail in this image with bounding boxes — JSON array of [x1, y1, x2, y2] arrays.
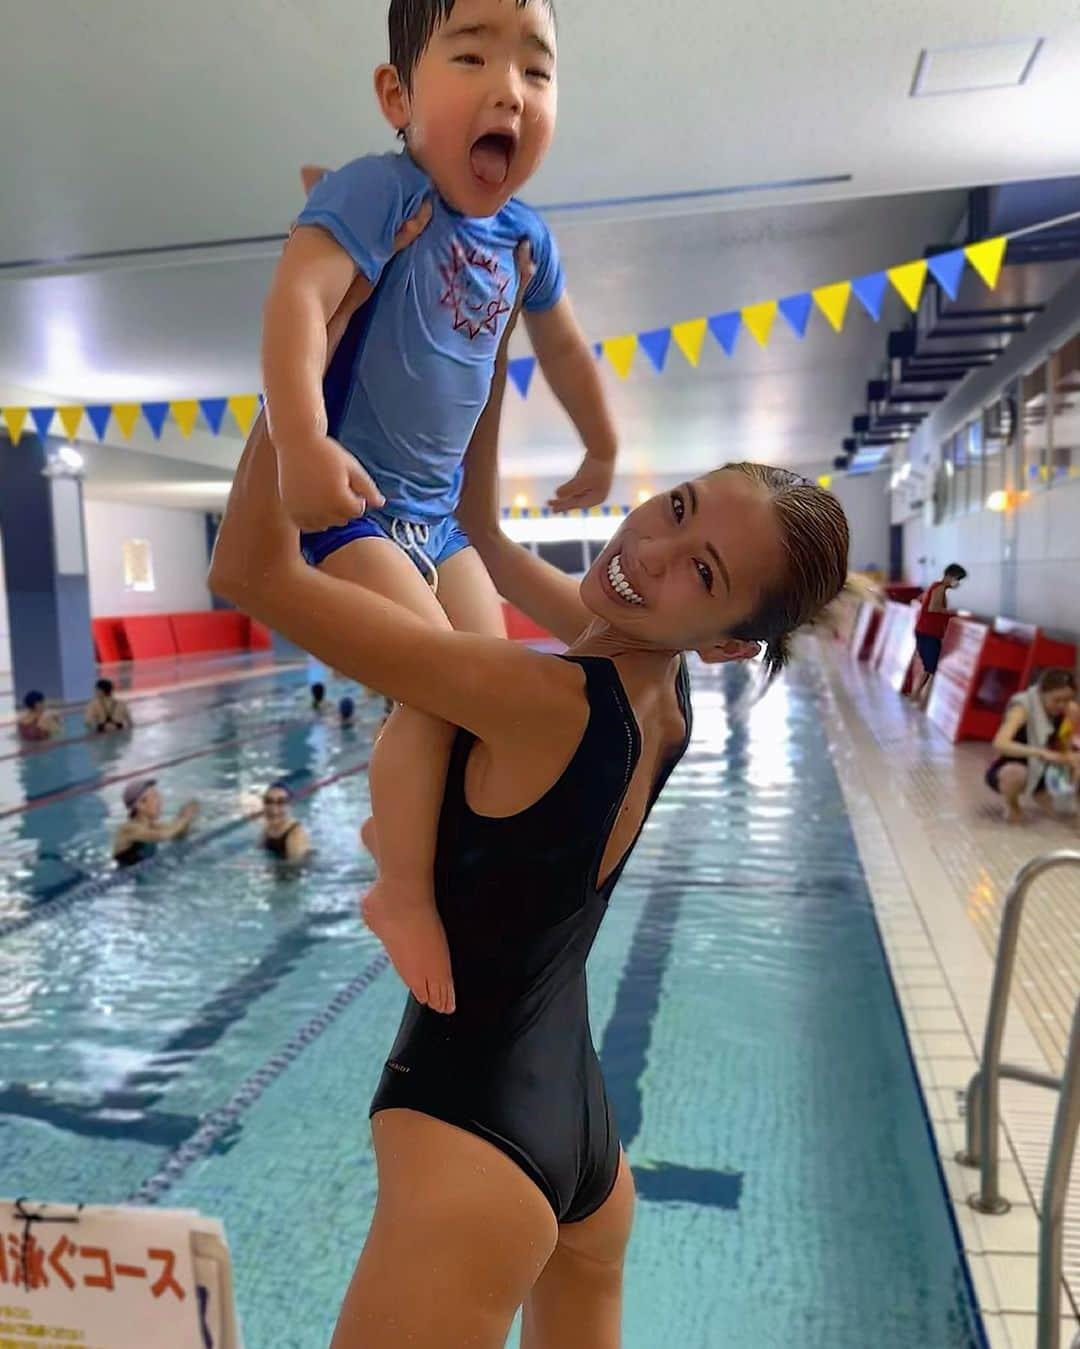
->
[[952, 849, 1080, 1349]]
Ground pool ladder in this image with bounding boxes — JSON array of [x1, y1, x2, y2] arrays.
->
[[955, 850, 1080, 1349]]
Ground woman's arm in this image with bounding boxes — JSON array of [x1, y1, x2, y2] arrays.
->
[[285, 824, 311, 862], [209, 423, 579, 744], [992, 704, 1052, 760]]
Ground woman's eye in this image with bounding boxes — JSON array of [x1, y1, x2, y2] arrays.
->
[[526, 68, 553, 81], [696, 561, 713, 593], [670, 492, 684, 523]]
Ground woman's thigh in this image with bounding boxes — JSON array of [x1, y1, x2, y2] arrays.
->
[[330, 1109, 558, 1349]]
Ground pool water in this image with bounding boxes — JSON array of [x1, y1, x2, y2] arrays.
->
[[0, 659, 986, 1348]]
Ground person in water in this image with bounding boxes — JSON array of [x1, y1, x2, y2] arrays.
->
[[260, 781, 312, 861], [84, 678, 132, 733], [17, 691, 62, 742], [112, 779, 200, 868], [210, 234, 851, 1348]]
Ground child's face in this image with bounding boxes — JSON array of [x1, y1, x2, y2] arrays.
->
[[391, 0, 557, 217]]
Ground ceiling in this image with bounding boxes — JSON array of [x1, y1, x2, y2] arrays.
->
[[2, 0, 1078, 508]]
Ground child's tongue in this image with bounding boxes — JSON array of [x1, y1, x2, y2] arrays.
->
[[470, 136, 510, 186]]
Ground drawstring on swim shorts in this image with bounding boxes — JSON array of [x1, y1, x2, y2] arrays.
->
[[390, 518, 439, 595]]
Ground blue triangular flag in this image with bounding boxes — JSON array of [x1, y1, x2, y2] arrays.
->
[[86, 405, 112, 440], [142, 402, 170, 439], [30, 407, 55, 439], [199, 398, 228, 435], [778, 293, 813, 339], [592, 342, 603, 359], [927, 249, 967, 301], [852, 272, 888, 321], [638, 328, 672, 373], [507, 356, 536, 399], [541, 507, 551, 518], [708, 311, 741, 356]]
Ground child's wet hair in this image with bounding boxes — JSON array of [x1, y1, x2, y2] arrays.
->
[[715, 464, 850, 682], [389, 0, 556, 91]]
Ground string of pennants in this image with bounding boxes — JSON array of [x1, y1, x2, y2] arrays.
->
[[0, 237, 1007, 446], [501, 503, 632, 520]]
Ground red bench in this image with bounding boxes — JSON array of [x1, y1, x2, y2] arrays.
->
[[92, 611, 273, 663]]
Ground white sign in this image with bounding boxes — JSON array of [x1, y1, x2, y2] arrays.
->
[[0, 1202, 240, 1349]]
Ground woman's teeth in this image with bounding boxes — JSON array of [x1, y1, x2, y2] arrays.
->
[[607, 554, 644, 606]]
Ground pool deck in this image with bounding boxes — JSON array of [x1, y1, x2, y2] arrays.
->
[[815, 636, 1080, 1349]]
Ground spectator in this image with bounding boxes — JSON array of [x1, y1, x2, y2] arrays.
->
[[260, 781, 311, 862], [311, 681, 327, 713], [112, 779, 199, 868], [911, 563, 967, 706], [339, 696, 356, 727], [17, 691, 62, 742], [987, 669, 1080, 823], [84, 678, 132, 733]]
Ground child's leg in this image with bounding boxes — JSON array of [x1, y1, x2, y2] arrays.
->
[[360, 547, 506, 1016], [318, 537, 458, 1012]]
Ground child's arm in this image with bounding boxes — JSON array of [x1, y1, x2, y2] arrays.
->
[[525, 295, 618, 514], [262, 228, 385, 530]]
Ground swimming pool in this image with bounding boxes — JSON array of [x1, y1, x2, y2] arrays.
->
[[0, 658, 986, 1347]]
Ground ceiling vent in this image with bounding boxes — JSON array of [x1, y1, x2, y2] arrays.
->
[[911, 38, 1043, 97]]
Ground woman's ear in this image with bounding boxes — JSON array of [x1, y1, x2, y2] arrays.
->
[[696, 638, 761, 666], [374, 64, 410, 134]]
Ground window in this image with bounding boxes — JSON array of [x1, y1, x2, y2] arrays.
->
[[952, 425, 971, 515], [537, 540, 587, 575], [1021, 362, 1050, 489], [122, 538, 155, 592], [982, 398, 1011, 500], [1050, 334, 1080, 484]]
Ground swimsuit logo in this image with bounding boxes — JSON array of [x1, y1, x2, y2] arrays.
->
[[386, 1059, 411, 1074], [439, 240, 511, 340]]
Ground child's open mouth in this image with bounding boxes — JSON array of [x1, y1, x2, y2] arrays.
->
[[470, 132, 516, 187]]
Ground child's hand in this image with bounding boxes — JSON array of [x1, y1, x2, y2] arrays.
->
[[279, 435, 385, 531], [548, 454, 614, 514]]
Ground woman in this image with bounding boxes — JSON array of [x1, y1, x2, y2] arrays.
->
[[112, 778, 200, 868], [987, 668, 1080, 823], [211, 289, 849, 1346], [84, 678, 132, 733], [260, 781, 311, 861], [17, 691, 62, 742]]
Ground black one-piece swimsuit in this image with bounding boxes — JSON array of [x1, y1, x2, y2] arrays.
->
[[370, 654, 692, 1224]]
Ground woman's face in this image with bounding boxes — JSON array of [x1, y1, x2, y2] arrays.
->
[[138, 787, 162, 822], [579, 472, 787, 651], [263, 790, 292, 826], [1042, 686, 1075, 719]]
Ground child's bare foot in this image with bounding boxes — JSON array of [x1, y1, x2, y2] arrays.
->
[[362, 879, 456, 1015]]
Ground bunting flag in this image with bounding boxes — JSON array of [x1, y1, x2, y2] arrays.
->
[[0, 231, 1019, 441], [57, 406, 84, 440], [2, 407, 27, 445], [779, 293, 813, 339], [507, 356, 536, 399], [708, 311, 741, 356], [638, 328, 672, 373], [171, 400, 200, 438], [741, 300, 778, 349], [603, 335, 637, 379], [887, 259, 928, 312], [813, 281, 851, 333], [228, 394, 259, 435], [965, 236, 1007, 291], [671, 318, 707, 367], [503, 504, 633, 520], [112, 404, 141, 439], [927, 249, 967, 301]]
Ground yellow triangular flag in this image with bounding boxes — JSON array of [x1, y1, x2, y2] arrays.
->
[[2, 407, 28, 445], [965, 236, 1007, 292], [741, 300, 778, 349], [887, 260, 928, 312], [812, 282, 852, 333], [602, 335, 637, 380], [57, 406, 84, 441], [171, 400, 200, 438], [113, 403, 140, 438], [671, 318, 707, 368], [228, 394, 259, 435]]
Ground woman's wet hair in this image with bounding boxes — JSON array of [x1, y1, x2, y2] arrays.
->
[[717, 464, 850, 682], [1039, 667, 1078, 695]]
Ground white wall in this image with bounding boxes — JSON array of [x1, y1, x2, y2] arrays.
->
[[829, 470, 892, 573], [84, 499, 211, 615]]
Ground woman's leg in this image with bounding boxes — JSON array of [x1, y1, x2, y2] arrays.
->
[[997, 763, 1028, 823], [520, 1153, 635, 1349], [331, 1110, 558, 1349]]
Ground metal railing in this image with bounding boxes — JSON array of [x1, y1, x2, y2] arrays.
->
[[954, 849, 1080, 1349]]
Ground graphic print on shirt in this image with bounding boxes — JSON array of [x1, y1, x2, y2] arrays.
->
[[439, 239, 512, 340]]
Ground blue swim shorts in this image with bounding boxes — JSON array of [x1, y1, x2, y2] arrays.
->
[[300, 507, 472, 582]]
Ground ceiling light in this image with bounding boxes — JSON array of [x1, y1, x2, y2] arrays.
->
[[911, 38, 1043, 97], [512, 493, 529, 509]]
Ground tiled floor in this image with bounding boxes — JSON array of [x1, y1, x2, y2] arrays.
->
[[813, 634, 1080, 1349]]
